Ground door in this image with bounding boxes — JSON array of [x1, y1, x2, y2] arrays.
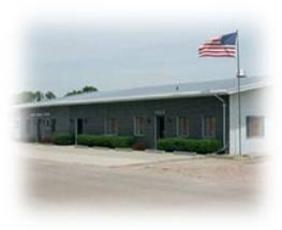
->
[[77, 118, 83, 135], [156, 115, 165, 139], [51, 119, 56, 134], [37, 119, 42, 142]]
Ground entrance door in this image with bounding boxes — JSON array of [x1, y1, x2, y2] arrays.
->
[[77, 118, 83, 135], [156, 115, 165, 139], [51, 119, 56, 134], [37, 119, 42, 142]]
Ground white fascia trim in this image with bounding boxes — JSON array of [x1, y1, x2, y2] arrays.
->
[[227, 82, 268, 94], [15, 90, 228, 109], [208, 89, 229, 94]]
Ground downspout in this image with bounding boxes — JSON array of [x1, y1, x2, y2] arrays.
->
[[214, 94, 227, 153]]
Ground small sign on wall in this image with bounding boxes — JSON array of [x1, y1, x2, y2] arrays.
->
[[154, 110, 165, 116], [30, 112, 50, 117]]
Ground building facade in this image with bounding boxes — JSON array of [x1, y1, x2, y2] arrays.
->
[[19, 96, 229, 149], [16, 77, 269, 154]]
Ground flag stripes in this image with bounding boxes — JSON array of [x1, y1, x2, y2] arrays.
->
[[198, 32, 237, 58]]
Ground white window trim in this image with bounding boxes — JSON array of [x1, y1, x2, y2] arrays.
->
[[246, 115, 265, 139], [133, 116, 145, 136], [104, 117, 118, 135], [176, 116, 190, 137], [202, 115, 216, 138]]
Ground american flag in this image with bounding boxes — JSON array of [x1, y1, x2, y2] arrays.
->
[[198, 32, 238, 57]]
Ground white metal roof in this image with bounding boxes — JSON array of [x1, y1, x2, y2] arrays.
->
[[16, 77, 268, 109]]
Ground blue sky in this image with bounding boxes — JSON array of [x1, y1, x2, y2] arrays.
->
[[24, 20, 266, 96]]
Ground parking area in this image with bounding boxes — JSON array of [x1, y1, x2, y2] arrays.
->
[[20, 143, 269, 211]]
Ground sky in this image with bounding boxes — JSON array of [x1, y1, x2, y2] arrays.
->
[[23, 19, 266, 97]]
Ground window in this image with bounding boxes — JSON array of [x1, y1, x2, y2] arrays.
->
[[203, 116, 216, 138], [177, 117, 190, 137], [105, 118, 118, 135], [246, 116, 264, 138], [134, 116, 145, 136]]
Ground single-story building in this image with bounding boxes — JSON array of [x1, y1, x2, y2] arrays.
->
[[15, 77, 269, 155]]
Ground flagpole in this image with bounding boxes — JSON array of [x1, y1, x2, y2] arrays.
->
[[236, 30, 242, 156]]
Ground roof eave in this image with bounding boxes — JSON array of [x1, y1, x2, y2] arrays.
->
[[14, 91, 228, 109], [227, 83, 269, 95]]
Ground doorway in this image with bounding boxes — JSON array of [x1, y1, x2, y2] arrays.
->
[[156, 115, 165, 140], [37, 119, 42, 142], [77, 118, 83, 135], [51, 119, 56, 134]]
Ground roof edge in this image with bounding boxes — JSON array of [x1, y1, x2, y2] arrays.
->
[[14, 91, 229, 109]]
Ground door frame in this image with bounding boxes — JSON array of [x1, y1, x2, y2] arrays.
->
[[77, 118, 83, 135], [74, 118, 83, 146], [36, 118, 42, 142], [154, 110, 165, 148]]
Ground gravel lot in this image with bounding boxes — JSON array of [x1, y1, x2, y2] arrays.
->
[[19, 143, 269, 212]]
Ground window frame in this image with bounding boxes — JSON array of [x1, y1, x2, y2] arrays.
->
[[202, 115, 217, 138], [176, 116, 190, 137], [105, 117, 118, 135], [133, 116, 145, 136], [246, 116, 265, 139]]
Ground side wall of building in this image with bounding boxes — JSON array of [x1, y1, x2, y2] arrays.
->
[[229, 87, 270, 155]]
